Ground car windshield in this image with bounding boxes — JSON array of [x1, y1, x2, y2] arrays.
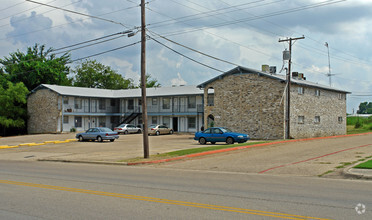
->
[[149, 125, 156, 128], [220, 128, 232, 133], [99, 127, 113, 132]]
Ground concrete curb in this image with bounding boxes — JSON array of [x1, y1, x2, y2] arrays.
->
[[342, 161, 372, 180], [38, 158, 128, 166]]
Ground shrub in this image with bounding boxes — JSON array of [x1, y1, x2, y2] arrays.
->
[[70, 127, 76, 132], [355, 121, 362, 128]]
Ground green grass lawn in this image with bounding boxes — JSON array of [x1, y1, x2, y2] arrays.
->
[[354, 160, 372, 169], [347, 116, 372, 134]]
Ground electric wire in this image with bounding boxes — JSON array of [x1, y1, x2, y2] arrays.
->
[[26, 0, 131, 28], [149, 36, 224, 73]]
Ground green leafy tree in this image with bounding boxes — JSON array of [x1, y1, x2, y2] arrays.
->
[[357, 102, 372, 114], [0, 80, 28, 136], [0, 44, 71, 91], [72, 60, 135, 89], [138, 74, 161, 88]]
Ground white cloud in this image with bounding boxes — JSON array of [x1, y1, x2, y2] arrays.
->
[[171, 73, 187, 86]]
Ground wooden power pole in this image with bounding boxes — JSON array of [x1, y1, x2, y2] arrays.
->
[[278, 36, 304, 139], [141, 0, 149, 158]]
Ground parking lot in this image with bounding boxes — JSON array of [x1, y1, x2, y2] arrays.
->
[[0, 133, 206, 162]]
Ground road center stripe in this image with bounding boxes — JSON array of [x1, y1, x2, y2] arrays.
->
[[0, 179, 330, 220]]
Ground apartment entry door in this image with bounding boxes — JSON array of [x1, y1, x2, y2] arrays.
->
[[172, 117, 178, 132]]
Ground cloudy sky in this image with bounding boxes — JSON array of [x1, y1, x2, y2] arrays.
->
[[1, 0, 371, 113]]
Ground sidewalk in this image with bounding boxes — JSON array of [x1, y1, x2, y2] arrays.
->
[[343, 162, 372, 180]]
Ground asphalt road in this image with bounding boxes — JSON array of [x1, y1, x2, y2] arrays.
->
[[0, 161, 371, 219]]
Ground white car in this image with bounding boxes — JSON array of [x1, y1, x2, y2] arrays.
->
[[114, 124, 142, 134]]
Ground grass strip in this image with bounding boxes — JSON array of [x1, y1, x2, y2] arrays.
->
[[120, 141, 271, 163], [354, 159, 372, 169]]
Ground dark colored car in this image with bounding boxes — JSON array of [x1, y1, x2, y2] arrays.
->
[[194, 127, 249, 145], [76, 127, 119, 142]]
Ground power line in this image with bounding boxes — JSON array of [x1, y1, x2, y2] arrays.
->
[[148, 30, 239, 66], [149, 36, 224, 73], [26, 0, 131, 28]]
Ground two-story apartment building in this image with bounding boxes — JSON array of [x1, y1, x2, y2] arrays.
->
[[198, 66, 350, 139], [27, 85, 204, 134]]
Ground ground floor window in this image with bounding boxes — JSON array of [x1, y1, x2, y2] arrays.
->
[[163, 116, 170, 127], [188, 117, 196, 129], [338, 117, 343, 123], [63, 116, 69, 124], [74, 116, 82, 127], [152, 116, 157, 125], [298, 116, 304, 124], [314, 116, 320, 124], [99, 117, 106, 127]]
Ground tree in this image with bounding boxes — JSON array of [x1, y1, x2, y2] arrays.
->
[[357, 102, 372, 114], [139, 74, 161, 88], [0, 44, 71, 91], [72, 60, 135, 89], [0, 80, 28, 136]]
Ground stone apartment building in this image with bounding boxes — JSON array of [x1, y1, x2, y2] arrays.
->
[[28, 85, 204, 134], [28, 66, 349, 139], [197, 66, 349, 139]]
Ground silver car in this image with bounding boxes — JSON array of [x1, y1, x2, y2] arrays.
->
[[76, 127, 119, 142], [114, 124, 142, 134]]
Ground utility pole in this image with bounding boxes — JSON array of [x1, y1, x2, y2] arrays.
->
[[278, 36, 304, 139], [141, 0, 149, 158], [325, 42, 333, 87]]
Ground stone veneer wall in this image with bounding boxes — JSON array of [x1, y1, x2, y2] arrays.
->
[[204, 74, 285, 139], [28, 89, 60, 134], [290, 85, 347, 138]]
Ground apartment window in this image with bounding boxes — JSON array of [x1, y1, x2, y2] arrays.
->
[[188, 117, 196, 129], [74, 98, 82, 109], [128, 99, 134, 110], [63, 116, 69, 124], [63, 97, 69, 104], [99, 99, 106, 110], [99, 117, 106, 127], [138, 99, 142, 106], [188, 96, 196, 108], [314, 116, 320, 124], [298, 87, 304, 95], [163, 116, 170, 127], [315, 90, 320, 96], [207, 94, 214, 106], [152, 116, 157, 125], [74, 116, 82, 127], [338, 117, 343, 123], [298, 116, 304, 124], [110, 99, 116, 106], [338, 93, 343, 100], [152, 98, 157, 105], [163, 98, 170, 109]]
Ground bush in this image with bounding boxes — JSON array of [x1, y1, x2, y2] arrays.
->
[[355, 121, 362, 128], [70, 127, 76, 132]]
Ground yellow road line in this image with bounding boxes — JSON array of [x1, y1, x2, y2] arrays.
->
[[0, 179, 331, 220]]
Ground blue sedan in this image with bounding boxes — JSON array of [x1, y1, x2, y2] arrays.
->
[[194, 127, 249, 145], [76, 127, 119, 142]]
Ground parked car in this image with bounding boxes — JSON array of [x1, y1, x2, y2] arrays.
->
[[76, 127, 119, 142], [148, 124, 173, 136], [114, 124, 142, 134], [194, 127, 249, 145]]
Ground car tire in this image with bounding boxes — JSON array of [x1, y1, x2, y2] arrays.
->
[[124, 130, 128, 135], [137, 129, 142, 134], [155, 131, 160, 136], [169, 130, 173, 134], [226, 137, 234, 145], [97, 136, 103, 142], [211, 141, 216, 144], [110, 139, 115, 142], [78, 135, 84, 142], [199, 137, 207, 145]]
